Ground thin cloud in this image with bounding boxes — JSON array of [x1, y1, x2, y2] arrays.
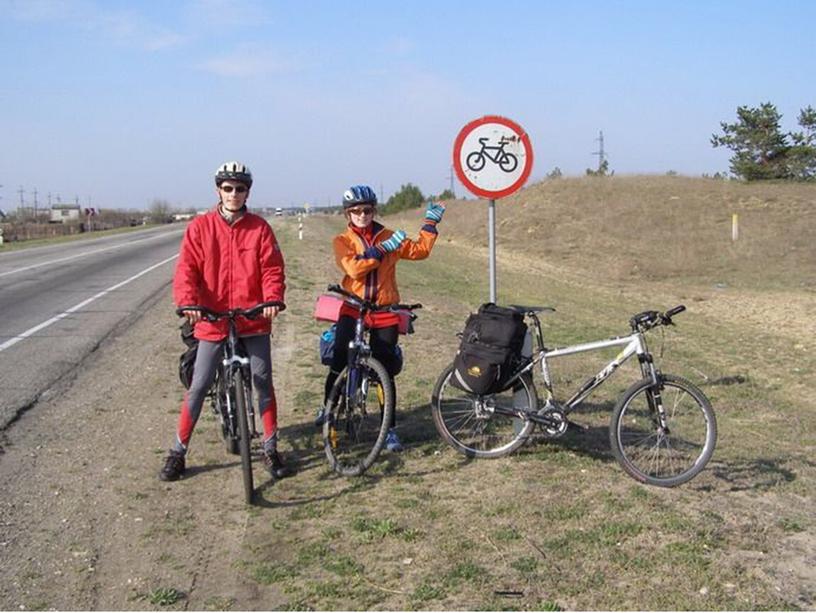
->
[[383, 36, 415, 56], [7, 0, 187, 52], [185, 0, 272, 28], [199, 45, 298, 77]]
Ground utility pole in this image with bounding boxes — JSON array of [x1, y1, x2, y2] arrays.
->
[[17, 186, 25, 218], [33, 188, 38, 222], [592, 130, 607, 174], [447, 165, 456, 198], [48, 192, 52, 207]]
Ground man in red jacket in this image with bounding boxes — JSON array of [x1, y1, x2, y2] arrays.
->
[[159, 161, 292, 482]]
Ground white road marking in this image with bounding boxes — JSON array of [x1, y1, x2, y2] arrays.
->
[[0, 230, 183, 279], [0, 254, 178, 353]]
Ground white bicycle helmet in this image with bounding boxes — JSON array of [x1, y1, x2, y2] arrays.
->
[[215, 161, 253, 188]]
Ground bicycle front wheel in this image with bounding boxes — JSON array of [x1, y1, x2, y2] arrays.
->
[[233, 370, 254, 503], [610, 374, 717, 487], [323, 358, 394, 477], [431, 363, 537, 459]]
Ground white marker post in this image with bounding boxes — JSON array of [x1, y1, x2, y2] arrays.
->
[[453, 115, 534, 303]]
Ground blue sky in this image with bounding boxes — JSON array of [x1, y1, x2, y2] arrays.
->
[[1, 0, 815, 210]]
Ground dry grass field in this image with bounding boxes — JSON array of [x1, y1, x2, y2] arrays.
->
[[1, 175, 814, 610]]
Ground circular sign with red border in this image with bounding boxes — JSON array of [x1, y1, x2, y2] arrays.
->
[[453, 115, 534, 199]]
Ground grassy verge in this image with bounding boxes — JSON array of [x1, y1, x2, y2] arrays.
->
[[233, 212, 812, 610]]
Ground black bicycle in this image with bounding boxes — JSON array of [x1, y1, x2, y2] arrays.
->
[[321, 284, 420, 476], [176, 301, 285, 503]]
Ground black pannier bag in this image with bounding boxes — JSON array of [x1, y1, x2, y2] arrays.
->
[[178, 319, 198, 389], [451, 303, 527, 395]]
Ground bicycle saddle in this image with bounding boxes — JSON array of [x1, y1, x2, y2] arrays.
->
[[506, 304, 555, 314]]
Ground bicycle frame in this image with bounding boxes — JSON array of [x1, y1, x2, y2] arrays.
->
[[477, 137, 510, 162], [508, 313, 657, 416]]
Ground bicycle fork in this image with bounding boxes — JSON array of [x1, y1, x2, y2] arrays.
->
[[639, 354, 670, 435]]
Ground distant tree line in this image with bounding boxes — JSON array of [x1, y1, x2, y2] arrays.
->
[[379, 183, 455, 214], [712, 102, 816, 181]]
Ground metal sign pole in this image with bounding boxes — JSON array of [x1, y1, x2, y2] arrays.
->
[[488, 198, 497, 303]]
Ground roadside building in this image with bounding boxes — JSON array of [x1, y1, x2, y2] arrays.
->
[[50, 204, 81, 223]]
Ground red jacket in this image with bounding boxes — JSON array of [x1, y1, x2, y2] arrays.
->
[[173, 207, 286, 341]]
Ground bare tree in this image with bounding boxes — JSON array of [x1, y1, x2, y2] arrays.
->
[[148, 199, 172, 224]]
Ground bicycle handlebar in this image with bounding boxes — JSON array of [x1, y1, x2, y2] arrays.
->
[[176, 301, 286, 322], [326, 284, 422, 313], [629, 305, 686, 332]]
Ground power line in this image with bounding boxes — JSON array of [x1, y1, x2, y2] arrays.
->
[[592, 130, 608, 172]]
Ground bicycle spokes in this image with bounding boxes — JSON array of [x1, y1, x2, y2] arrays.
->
[[324, 363, 393, 476], [432, 369, 536, 458], [613, 377, 715, 486]]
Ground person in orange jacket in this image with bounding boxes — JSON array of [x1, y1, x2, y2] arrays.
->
[[159, 161, 292, 482], [316, 184, 445, 452]]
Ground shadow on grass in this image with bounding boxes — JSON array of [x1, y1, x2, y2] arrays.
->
[[707, 456, 803, 492]]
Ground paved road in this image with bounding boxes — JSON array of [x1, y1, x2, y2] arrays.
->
[[0, 226, 185, 429]]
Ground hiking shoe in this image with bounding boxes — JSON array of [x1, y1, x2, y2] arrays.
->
[[314, 407, 326, 428], [384, 429, 404, 453], [263, 449, 293, 480], [159, 449, 186, 482]]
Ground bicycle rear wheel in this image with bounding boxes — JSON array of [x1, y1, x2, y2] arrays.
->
[[233, 370, 254, 503], [323, 358, 393, 477], [610, 374, 717, 487], [431, 363, 537, 458]]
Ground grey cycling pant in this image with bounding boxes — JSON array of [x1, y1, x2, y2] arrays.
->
[[174, 334, 278, 451]]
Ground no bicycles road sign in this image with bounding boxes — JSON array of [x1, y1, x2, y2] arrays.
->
[[453, 115, 534, 200]]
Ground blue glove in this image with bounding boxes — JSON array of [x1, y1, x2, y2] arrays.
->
[[424, 202, 445, 223], [379, 230, 407, 253], [359, 246, 383, 261]]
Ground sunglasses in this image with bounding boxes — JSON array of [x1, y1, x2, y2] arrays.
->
[[348, 206, 375, 216], [220, 185, 248, 194]]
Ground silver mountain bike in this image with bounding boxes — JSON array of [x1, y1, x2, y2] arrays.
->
[[431, 305, 717, 487]]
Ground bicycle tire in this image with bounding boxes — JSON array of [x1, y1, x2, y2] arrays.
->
[[234, 370, 254, 503], [609, 374, 717, 487], [499, 152, 518, 173], [431, 363, 537, 459], [323, 357, 394, 477], [466, 151, 486, 172]]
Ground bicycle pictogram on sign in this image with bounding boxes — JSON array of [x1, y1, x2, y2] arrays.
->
[[466, 136, 519, 173]]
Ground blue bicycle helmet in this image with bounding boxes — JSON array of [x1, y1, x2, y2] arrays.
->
[[342, 185, 377, 209]]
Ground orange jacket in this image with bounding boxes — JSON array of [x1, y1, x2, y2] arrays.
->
[[333, 221, 437, 306]]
